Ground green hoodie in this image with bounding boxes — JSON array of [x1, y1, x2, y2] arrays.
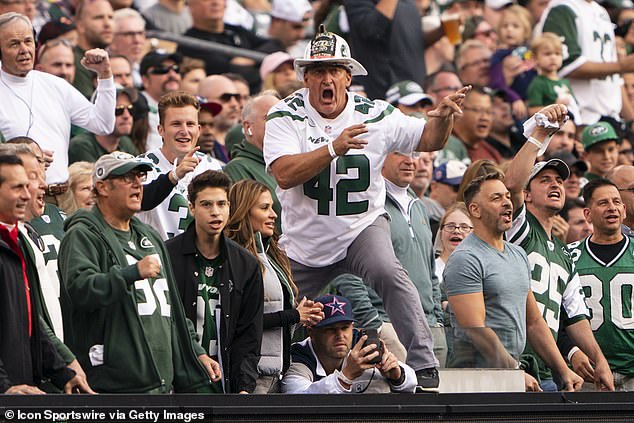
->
[[58, 207, 212, 393], [224, 141, 282, 232]]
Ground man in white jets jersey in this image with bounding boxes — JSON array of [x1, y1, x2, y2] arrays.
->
[[263, 25, 470, 392], [138, 92, 223, 240]]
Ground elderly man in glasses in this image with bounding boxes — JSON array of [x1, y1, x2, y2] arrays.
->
[[69, 88, 140, 163], [58, 151, 221, 393], [0, 12, 115, 213], [140, 51, 183, 152]]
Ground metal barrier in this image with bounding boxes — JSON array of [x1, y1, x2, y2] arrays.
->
[[145, 30, 268, 63]]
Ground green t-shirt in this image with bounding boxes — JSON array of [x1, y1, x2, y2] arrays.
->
[[569, 237, 634, 376], [69, 132, 138, 164], [194, 252, 223, 393], [113, 226, 174, 392], [73, 45, 96, 99], [527, 75, 576, 108]]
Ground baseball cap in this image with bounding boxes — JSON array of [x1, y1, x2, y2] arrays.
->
[[93, 152, 153, 182], [199, 98, 222, 117], [271, 0, 312, 23], [485, 0, 515, 9], [433, 160, 467, 186], [313, 294, 355, 328], [294, 25, 367, 80], [386, 81, 433, 107], [37, 18, 76, 45], [140, 51, 183, 76], [260, 51, 295, 80], [581, 121, 619, 151], [527, 158, 570, 186], [549, 151, 588, 175]]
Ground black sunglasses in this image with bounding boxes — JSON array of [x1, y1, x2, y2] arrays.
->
[[149, 64, 180, 75], [219, 93, 242, 102], [115, 104, 134, 116]]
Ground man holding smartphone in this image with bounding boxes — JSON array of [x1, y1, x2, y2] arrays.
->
[[281, 294, 417, 394]]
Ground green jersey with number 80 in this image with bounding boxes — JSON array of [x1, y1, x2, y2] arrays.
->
[[569, 236, 634, 376], [264, 88, 424, 267]]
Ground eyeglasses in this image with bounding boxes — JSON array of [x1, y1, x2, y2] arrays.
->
[[618, 187, 634, 193], [463, 106, 493, 116], [115, 30, 145, 38], [219, 93, 242, 103], [115, 104, 134, 116], [149, 64, 179, 75], [430, 86, 462, 94], [473, 29, 496, 38], [37, 38, 73, 62], [110, 171, 147, 184], [459, 57, 491, 71], [442, 224, 473, 233]]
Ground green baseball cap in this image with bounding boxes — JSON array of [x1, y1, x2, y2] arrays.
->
[[385, 80, 433, 106], [581, 122, 619, 151]]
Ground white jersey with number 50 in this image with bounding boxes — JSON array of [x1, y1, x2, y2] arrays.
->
[[264, 88, 425, 267], [137, 148, 223, 240]]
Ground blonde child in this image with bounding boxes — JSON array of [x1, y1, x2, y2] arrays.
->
[[489, 5, 535, 119], [526, 33, 581, 121]]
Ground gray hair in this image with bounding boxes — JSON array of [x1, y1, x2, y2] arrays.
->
[[113, 8, 145, 31], [455, 39, 489, 71], [0, 143, 35, 158], [0, 12, 32, 33], [242, 91, 280, 122]]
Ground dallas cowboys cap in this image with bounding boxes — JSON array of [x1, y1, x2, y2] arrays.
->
[[313, 294, 355, 328]]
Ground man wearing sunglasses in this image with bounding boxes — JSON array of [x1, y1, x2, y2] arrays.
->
[[69, 87, 139, 163], [198, 74, 241, 151], [59, 151, 221, 393], [140, 51, 182, 152]]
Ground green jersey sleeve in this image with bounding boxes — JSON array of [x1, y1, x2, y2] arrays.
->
[[542, 5, 581, 68]]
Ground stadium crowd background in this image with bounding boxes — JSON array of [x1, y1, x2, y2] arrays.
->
[[0, 0, 634, 395]]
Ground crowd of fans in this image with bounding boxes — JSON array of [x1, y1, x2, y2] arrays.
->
[[1, 0, 634, 396]]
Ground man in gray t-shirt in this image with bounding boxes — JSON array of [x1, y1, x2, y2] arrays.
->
[[443, 168, 583, 392], [445, 232, 530, 365]]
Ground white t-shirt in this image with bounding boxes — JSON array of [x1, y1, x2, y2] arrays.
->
[[263, 88, 425, 267], [137, 147, 223, 240], [0, 70, 115, 183]]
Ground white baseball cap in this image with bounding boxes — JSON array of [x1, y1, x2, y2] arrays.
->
[[294, 25, 367, 81], [93, 151, 153, 183], [271, 0, 312, 23]]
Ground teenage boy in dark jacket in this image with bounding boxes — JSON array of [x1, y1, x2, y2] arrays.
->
[[166, 170, 264, 393], [59, 152, 219, 393]]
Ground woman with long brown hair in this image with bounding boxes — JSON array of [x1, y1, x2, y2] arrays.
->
[[226, 180, 323, 393]]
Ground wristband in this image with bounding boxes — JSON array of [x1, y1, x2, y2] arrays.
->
[[388, 366, 406, 386], [335, 369, 354, 386], [170, 169, 181, 183], [527, 136, 543, 149], [567, 346, 581, 363], [327, 140, 337, 159]]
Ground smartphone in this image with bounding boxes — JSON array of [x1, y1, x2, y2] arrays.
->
[[360, 328, 383, 365]]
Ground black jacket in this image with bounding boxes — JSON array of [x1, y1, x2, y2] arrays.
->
[[166, 224, 264, 393], [0, 230, 74, 392]]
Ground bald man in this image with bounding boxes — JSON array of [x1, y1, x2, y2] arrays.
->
[[197, 75, 241, 146]]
